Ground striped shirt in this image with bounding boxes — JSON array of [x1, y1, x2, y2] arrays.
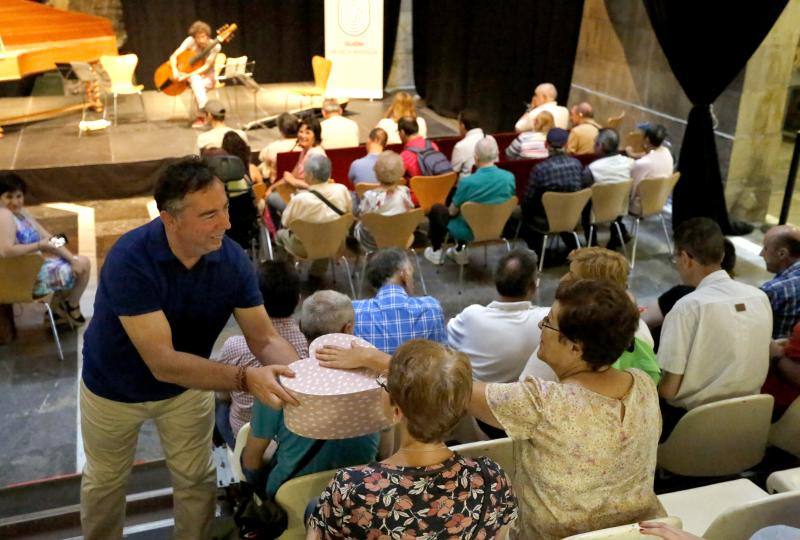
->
[[216, 317, 309, 435], [505, 131, 548, 160], [761, 260, 800, 338]]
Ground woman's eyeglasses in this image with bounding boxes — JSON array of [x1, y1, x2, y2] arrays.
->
[[538, 314, 561, 335], [375, 373, 390, 393]]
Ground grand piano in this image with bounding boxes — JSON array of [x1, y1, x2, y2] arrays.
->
[[0, 0, 117, 128]]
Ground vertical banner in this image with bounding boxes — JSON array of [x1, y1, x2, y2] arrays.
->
[[324, 0, 383, 99]]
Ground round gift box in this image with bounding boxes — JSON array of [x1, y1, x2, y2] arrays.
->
[[281, 333, 394, 439]]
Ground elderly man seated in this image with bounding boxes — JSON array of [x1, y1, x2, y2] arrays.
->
[[354, 248, 445, 354], [423, 136, 516, 265], [275, 154, 352, 278], [515, 82, 570, 131], [566, 102, 601, 155], [241, 290, 380, 498], [320, 98, 359, 149]]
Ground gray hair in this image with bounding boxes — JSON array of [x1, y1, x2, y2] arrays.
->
[[374, 150, 405, 185], [304, 154, 331, 184], [366, 248, 410, 289], [535, 82, 557, 101], [474, 136, 499, 165], [300, 290, 355, 341], [595, 128, 620, 156], [322, 98, 341, 114]]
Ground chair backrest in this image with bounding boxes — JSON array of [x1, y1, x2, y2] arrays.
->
[[354, 182, 381, 199], [591, 180, 633, 223], [228, 422, 251, 483], [624, 131, 645, 154], [658, 394, 774, 476], [0, 254, 44, 303], [702, 491, 800, 540], [99, 54, 138, 88], [311, 55, 332, 90], [562, 517, 683, 539], [461, 196, 519, 243], [769, 395, 800, 457], [275, 468, 338, 539], [275, 182, 296, 205], [409, 172, 457, 213], [542, 188, 592, 233], [287, 213, 355, 260], [636, 172, 680, 217], [360, 208, 425, 250], [251, 182, 267, 200], [449, 438, 515, 478], [605, 111, 625, 130]]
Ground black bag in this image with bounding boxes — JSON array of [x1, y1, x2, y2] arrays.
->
[[407, 140, 453, 176], [234, 439, 325, 539]]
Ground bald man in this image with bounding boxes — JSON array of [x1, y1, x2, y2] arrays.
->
[[761, 225, 800, 338], [566, 102, 602, 155], [515, 83, 569, 131]]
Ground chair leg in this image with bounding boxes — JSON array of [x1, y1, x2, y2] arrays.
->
[[458, 262, 464, 296], [537, 234, 548, 287], [341, 256, 356, 299], [589, 224, 595, 246], [410, 249, 427, 295], [43, 303, 64, 361], [572, 232, 581, 249], [660, 214, 673, 255], [113, 93, 118, 126], [613, 220, 629, 259], [138, 92, 147, 122], [358, 254, 369, 298], [630, 218, 641, 270], [504, 239, 512, 252], [259, 225, 273, 261]]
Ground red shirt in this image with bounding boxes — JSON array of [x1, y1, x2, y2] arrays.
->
[[401, 136, 439, 178]]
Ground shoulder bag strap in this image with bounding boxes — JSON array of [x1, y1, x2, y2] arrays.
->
[[470, 457, 492, 540], [309, 189, 345, 216], [288, 438, 327, 479]]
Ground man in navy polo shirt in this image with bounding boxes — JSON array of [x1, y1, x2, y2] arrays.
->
[[79, 158, 300, 539]]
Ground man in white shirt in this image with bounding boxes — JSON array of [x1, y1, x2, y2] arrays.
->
[[450, 110, 484, 178], [657, 218, 772, 440], [195, 99, 248, 154], [629, 124, 673, 215], [320, 98, 359, 149], [514, 82, 570, 131]]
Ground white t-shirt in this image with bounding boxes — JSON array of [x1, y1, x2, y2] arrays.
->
[[588, 154, 635, 184], [450, 128, 485, 177], [376, 116, 427, 145], [258, 138, 299, 180], [515, 100, 570, 131], [447, 301, 548, 383], [657, 270, 772, 410], [321, 115, 360, 149], [196, 125, 248, 154]]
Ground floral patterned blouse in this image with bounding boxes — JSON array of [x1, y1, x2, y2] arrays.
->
[[308, 453, 517, 539], [486, 368, 665, 540]]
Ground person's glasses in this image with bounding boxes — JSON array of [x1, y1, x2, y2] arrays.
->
[[375, 373, 390, 393], [538, 315, 561, 334]]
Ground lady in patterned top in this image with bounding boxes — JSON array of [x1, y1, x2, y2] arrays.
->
[[354, 150, 415, 252], [307, 339, 517, 539], [0, 172, 91, 324], [469, 279, 665, 539], [505, 110, 554, 160]]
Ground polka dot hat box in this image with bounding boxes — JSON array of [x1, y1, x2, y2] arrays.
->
[[281, 333, 395, 439]]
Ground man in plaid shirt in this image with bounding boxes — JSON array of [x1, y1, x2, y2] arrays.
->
[[354, 248, 446, 354], [760, 225, 800, 338], [214, 260, 308, 448]]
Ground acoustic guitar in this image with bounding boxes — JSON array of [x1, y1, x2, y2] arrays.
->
[[153, 23, 237, 96]]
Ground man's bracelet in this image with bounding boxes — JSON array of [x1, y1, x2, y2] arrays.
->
[[236, 365, 249, 393]]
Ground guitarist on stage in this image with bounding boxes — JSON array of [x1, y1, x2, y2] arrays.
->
[[170, 20, 221, 128]]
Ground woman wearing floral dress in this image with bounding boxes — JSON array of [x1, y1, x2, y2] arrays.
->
[[307, 339, 517, 539], [0, 172, 91, 324]]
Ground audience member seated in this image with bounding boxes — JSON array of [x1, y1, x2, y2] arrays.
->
[[353, 151, 414, 251], [763, 320, 800, 420], [222, 130, 263, 187], [505, 110, 554, 160], [515, 82, 570, 131], [760, 224, 800, 338], [195, 99, 248, 154], [657, 218, 771, 441], [276, 154, 351, 279], [348, 127, 388, 186], [642, 238, 736, 351], [203, 150, 258, 251], [258, 112, 300, 182], [353, 248, 445, 354], [398, 116, 447, 179], [629, 124, 673, 215], [582, 128, 635, 248], [0, 172, 91, 325], [450, 109, 485, 177], [423, 136, 515, 265], [376, 91, 427, 145], [566, 102, 601, 155], [520, 128, 589, 256], [320, 98, 359, 149], [307, 339, 518, 540], [241, 290, 379, 498], [470, 279, 665, 539], [214, 261, 308, 448]]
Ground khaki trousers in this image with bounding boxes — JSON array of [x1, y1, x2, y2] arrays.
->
[[79, 381, 216, 540]]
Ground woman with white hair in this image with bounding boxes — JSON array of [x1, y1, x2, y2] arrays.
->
[[423, 136, 516, 266]]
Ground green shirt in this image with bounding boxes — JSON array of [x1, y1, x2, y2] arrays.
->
[[250, 401, 380, 497], [613, 337, 661, 385], [448, 165, 516, 242]]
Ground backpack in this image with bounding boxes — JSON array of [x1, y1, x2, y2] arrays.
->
[[408, 140, 453, 176]]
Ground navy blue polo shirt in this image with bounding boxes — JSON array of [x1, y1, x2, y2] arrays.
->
[[82, 218, 263, 403]]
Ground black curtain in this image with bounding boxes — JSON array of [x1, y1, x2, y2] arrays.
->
[[122, 0, 401, 90], [642, 0, 788, 232], [412, 1, 585, 133]]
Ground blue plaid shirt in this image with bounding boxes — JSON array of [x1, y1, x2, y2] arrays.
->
[[522, 154, 588, 222], [353, 284, 446, 354], [761, 260, 800, 338]]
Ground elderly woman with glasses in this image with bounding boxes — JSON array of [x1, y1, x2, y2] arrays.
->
[[307, 339, 517, 540]]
